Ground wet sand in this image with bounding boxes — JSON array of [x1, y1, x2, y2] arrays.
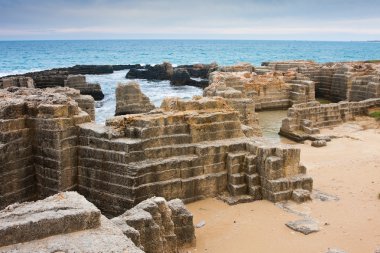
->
[[185, 117, 380, 253]]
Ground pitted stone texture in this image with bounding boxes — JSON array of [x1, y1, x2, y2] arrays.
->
[[0, 88, 92, 209], [279, 98, 380, 142], [0, 192, 100, 247], [64, 75, 104, 101], [285, 218, 320, 235], [115, 82, 155, 115], [0, 192, 142, 253], [218, 62, 254, 73], [0, 77, 34, 89], [112, 197, 195, 253]]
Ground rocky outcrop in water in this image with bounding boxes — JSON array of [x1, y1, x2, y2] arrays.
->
[[0, 69, 105, 100], [127, 62, 214, 88], [126, 62, 174, 80], [115, 82, 155, 115]]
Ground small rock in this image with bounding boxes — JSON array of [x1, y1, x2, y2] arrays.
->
[[326, 248, 348, 253], [311, 140, 327, 147], [312, 190, 339, 201], [196, 220, 206, 228], [285, 219, 319, 235]]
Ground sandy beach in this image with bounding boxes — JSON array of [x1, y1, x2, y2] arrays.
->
[[185, 117, 380, 253]]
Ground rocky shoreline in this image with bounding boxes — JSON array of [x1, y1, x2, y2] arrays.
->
[[0, 59, 379, 253]]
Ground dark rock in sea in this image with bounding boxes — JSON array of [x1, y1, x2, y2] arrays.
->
[[66, 65, 114, 75], [171, 68, 192, 86], [176, 63, 218, 79], [112, 64, 144, 71], [126, 62, 173, 80]]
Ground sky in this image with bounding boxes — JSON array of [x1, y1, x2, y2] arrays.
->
[[0, 0, 380, 41]]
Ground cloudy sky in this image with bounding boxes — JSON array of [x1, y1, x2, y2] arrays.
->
[[1, 0, 380, 40]]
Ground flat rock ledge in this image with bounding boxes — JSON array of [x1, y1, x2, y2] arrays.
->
[[285, 218, 320, 235], [0, 192, 100, 247]]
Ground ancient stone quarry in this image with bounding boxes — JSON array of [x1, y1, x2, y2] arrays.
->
[[204, 70, 315, 137], [263, 60, 380, 102], [279, 98, 380, 141], [0, 87, 312, 217], [115, 82, 155, 115], [2, 60, 379, 252], [0, 191, 194, 253]]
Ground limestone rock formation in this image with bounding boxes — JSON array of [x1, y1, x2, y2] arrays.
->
[[264, 60, 380, 102], [64, 75, 104, 100], [46, 87, 96, 120], [0, 87, 92, 209], [0, 88, 313, 219], [0, 192, 143, 253], [0, 77, 34, 89], [279, 98, 380, 141], [112, 197, 195, 253], [115, 82, 155, 115], [78, 96, 312, 215], [218, 62, 254, 73]]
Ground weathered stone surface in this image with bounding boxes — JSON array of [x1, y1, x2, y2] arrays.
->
[[265, 60, 380, 102], [279, 98, 380, 142], [64, 75, 104, 100], [0, 192, 100, 247], [0, 88, 92, 209], [115, 82, 155, 115], [0, 77, 34, 89], [112, 197, 195, 253], [311, 140, 327, 147], [292, 189, 312, 203], [0, 192, 143, 253], [218, 62, 254, 73], [0, 67, 106, 100], [285, 218, 320, 235]]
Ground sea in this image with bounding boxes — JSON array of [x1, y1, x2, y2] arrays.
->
[[1, 40, 379, 139]]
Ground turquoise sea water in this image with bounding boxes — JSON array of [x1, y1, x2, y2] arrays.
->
[[1, 40, 380, 76]]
